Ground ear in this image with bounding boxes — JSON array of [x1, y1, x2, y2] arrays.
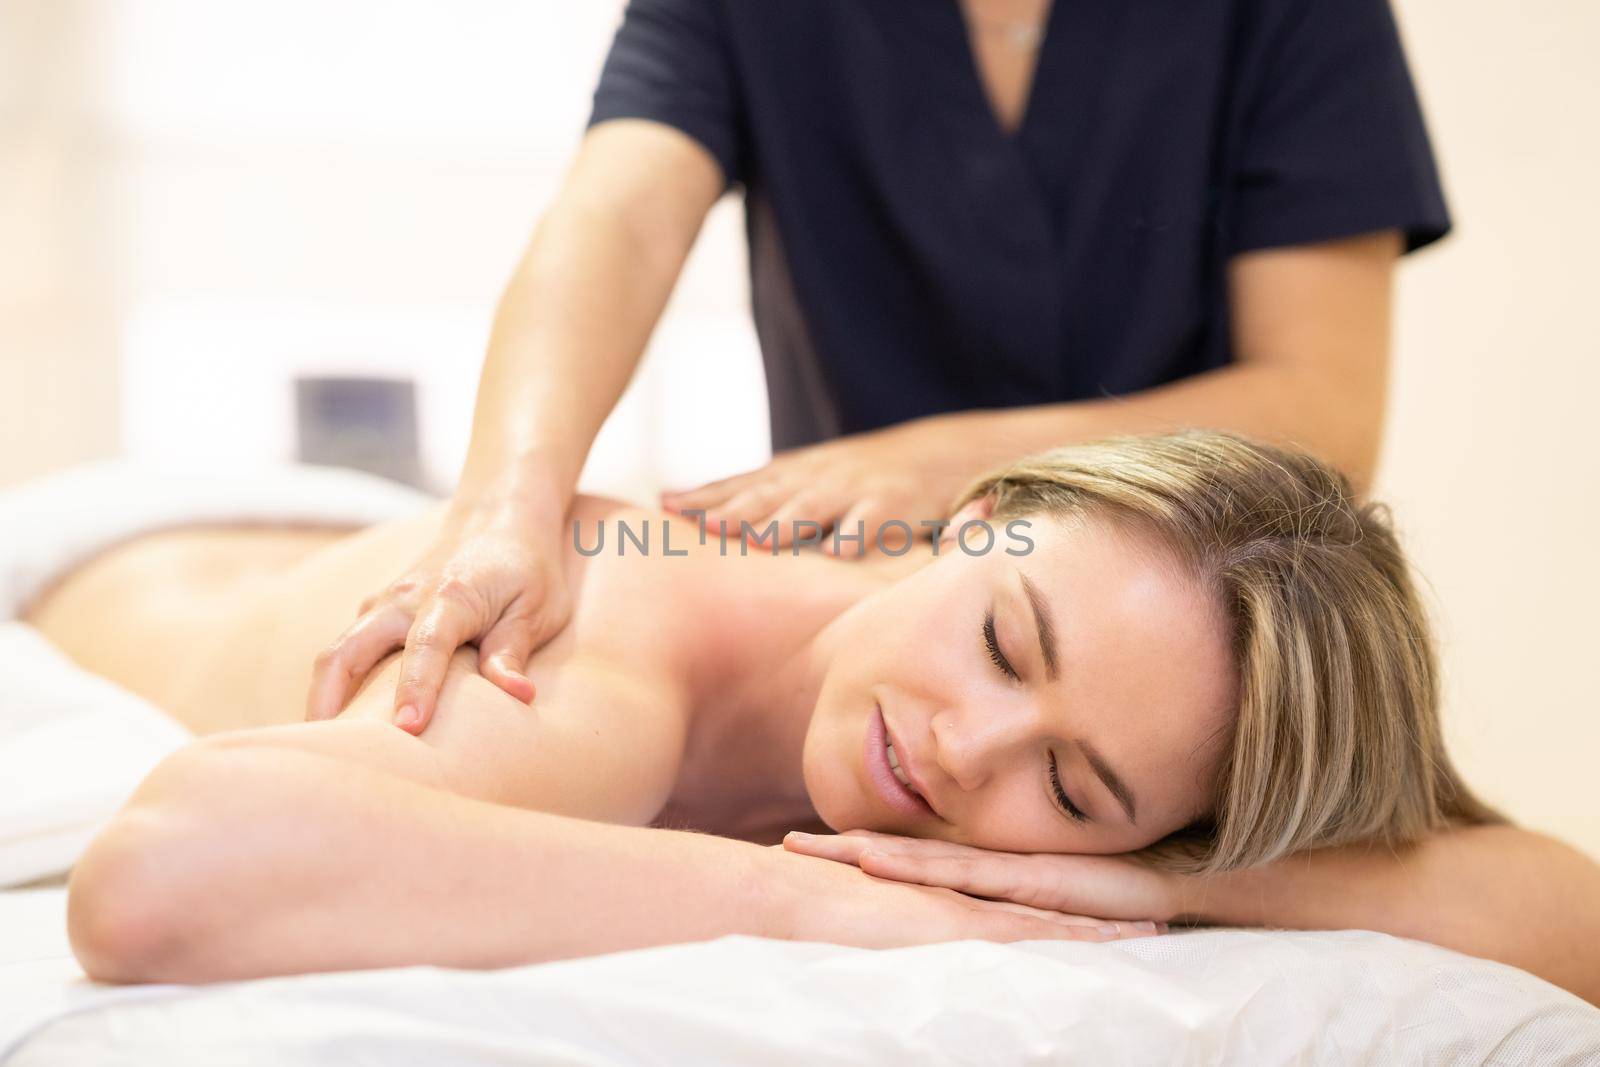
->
[[940, 492, 996, 547]]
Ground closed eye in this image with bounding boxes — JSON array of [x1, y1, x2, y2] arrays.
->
[[1049, 752, 1088, 822], [982, 610, 1020, 682]]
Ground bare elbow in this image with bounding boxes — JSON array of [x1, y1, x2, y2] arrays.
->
[[66, 743, 269, 983], [67, 809, 182, 982]]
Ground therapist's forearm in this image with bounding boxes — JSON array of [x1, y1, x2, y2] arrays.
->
[[455, 140, 715, 520], [1176, 825, 1600, 1005], [459, 211, 658, 516], [69, 744, 786, 983], [954, 361, 1383, 497], [947, 233, 1400, 495]]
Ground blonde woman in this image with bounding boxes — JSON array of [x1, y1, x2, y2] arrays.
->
[[33, 430, 1599, 1003]]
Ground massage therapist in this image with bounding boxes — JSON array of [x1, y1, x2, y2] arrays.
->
[[306, 0, 1451, 733]]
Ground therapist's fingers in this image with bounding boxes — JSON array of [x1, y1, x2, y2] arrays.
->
[[661, 466, 767, 512], [306, 604, 413, 721], [762, 490, 845, 548], [824, 499, 881, 557], [391, 589, 481, 734], [707, 482, 791, 535], [475, 602, 541, 705]]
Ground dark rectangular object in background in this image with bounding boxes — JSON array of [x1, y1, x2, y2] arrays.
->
[[295, 376, 423, 489]]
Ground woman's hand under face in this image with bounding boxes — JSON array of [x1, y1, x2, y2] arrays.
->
[[780, 829, 1184, 925], [659, 415, 982, 556], [761, 841, 1164, 948]]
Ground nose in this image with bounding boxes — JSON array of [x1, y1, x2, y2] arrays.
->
[[929, 695, 1045, 793]]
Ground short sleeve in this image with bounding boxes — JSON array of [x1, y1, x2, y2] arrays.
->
[[1227, 0, 1450, 255], [587, 0, 745, 189]]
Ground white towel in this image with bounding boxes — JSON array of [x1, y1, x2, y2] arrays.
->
[[1, 458, 436, 621], [0, 459, 436, 887]]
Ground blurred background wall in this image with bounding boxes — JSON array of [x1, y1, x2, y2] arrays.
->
[[0, 0, 1595, 856]]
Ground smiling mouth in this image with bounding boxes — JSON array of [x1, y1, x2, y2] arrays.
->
[[869, 702, 937, 819], [884, 737, 922, 797]]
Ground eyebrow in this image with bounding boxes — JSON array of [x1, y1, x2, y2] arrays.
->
[[1018, 572, 1061, 682], [1080, 740, 1138, 824]]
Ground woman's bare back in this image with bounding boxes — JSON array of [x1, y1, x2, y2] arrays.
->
[[24, 522, 352, 731], [25, 499, 719, 811], [28, 500, 646, 720], [24, 495, 834, 842]]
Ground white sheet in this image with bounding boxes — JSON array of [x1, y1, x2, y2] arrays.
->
[[0, 625, 192, 888], [1, 457, 436, 621], [3, 887, 1598, 1066]]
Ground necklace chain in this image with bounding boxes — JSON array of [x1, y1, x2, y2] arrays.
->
[[964, 11, 1045, 51]]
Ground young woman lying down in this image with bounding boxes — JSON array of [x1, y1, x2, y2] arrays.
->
[[31, 429, 1600, 1004]]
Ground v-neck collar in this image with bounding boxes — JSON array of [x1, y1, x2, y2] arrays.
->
[[945, 0, 1063, 144]]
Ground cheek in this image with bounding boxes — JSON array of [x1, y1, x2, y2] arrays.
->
[[954, 776, 1057, 851], [799, 720, 847, 830], [830, 590, 960, 700], [864, 571, 980, 682]]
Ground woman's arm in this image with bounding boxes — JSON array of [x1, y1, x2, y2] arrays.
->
[[67, 743, 1133, 983], [1178, 825, 1600, 1005], [250, 644, 688, 826], [68, 742, 781, 982], [782, 824, 1600, 1005]]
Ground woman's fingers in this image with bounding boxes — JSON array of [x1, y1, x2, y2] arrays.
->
[[782, 829, 966, 865], [391, 587, 483, 734], [785, 831, 1111, 916], [988, 913, 1122, 943], [963, 901, 1155, 943], [305, 604, 413, 721], [974, 897, 1163, 940], [859, 849, 1070, 912]]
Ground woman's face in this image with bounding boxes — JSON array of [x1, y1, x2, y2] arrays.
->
[[802, 506, 1237, 855]]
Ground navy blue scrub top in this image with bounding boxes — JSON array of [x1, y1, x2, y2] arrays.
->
[[589, 0, 1450, 451]]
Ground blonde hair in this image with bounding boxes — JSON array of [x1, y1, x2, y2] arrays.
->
[[952, 428, 1500, 874]]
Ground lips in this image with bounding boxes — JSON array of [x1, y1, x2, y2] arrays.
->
[[883, 715, 942, 821], [865, 702, 937, 820]]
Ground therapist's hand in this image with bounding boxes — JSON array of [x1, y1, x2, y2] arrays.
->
[[659, 415, 980, 556], [305, 502, 572, 734], [781, 829, 1185, 925]]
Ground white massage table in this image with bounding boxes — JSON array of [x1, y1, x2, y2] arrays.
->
[[3, 461, 1597, 1065]]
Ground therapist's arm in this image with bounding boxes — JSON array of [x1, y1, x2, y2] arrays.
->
[[306, 119, 725, 729], [967, 230, 1402, 495], [668, 229, 1402, 549], [459, 119, 724, 511]]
